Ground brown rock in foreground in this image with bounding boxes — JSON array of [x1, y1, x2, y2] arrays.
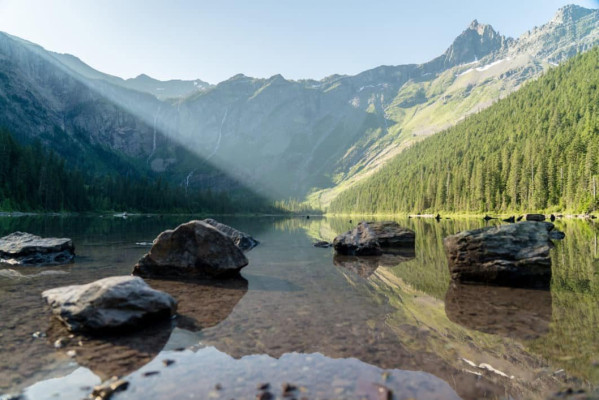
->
[[333, 221, 415, 256], [132, 220, 248, 279], [443, 221, 563, 287]]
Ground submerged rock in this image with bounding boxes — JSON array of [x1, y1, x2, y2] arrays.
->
[[313, 241, 332, 248], [443, 221, 563, 286], [132, 220, 249, 279], [202, 218, 259, 251], [42, 276, 176, 332], [0, 269, 68, 280], [333, 221, 415, 256], [0, 232, 74, 265]]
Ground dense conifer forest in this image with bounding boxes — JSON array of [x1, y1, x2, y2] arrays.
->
[[0, 129, 272, 213], [329, 47, 599, 215]]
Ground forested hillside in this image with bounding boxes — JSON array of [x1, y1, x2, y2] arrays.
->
[[0, 129, 271, 213], [329, 47, 599, 214]]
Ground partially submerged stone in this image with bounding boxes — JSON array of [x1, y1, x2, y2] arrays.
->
[[443, 221, 564, 286], [525, 214, 546, 221], [0, 231, 74, 265], [202, 218, 259, 251], [42, 276, 176, 332], [333, 221, 415, 256], [132, 220, 248, 279]]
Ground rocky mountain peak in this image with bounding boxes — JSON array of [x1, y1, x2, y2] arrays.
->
[[438, 20, 508, 68], [552, 4, 593, 24], [468, 19, 487, 35]]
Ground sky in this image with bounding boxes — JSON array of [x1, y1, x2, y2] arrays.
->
[[0, 0, 598, 84]]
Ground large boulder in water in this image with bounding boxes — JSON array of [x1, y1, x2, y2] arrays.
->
[[333, 221, 415, 256], [42, 276, 176, 333], [202, 218, 259, 251], [132, 220, 248, 279], [443, 221, 564, 287], [0, 232, 74, 265]]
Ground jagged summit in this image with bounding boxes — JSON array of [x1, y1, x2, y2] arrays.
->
[[553, 4, 594, 24], [426, 19, 511, 71], [468, 19, 491, 35]]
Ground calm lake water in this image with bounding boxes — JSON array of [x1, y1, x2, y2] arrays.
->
[[1, 215, 598, 400]]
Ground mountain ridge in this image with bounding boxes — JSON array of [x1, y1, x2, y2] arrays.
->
[[1, 4, 598, 204]]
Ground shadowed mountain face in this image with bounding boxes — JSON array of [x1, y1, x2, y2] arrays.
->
[[0, 33, 250, 193], [1, 5, 598, 201]]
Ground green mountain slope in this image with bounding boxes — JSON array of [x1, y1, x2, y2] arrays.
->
[[328, 46, 599, 214], [312, 5, 599, 206]]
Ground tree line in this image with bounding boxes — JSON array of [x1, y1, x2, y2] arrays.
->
[[329, 47, 599, 214], [0, 129, 273, 213]]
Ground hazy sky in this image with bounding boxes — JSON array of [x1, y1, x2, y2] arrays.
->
[[0, 0, 598, 84]]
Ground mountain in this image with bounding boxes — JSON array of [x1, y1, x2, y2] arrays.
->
[[0, 4, 598, 205], [122, 74, 210, 100], [328, 46, 599, 214], [0, 32, 257, 198], [311, 4, 599, 206], [426, 19, 513, 71], [50, 53, 211, 100]]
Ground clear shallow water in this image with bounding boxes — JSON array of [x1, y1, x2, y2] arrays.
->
[[0, 215, 598, 400]]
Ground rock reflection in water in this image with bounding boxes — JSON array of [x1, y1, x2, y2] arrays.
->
[[116, 346, 462, 400], [333, 251, 415, 278], [444, 282, 552, 340], [45, 278, 248, 380], [147, 277, 248, 332]]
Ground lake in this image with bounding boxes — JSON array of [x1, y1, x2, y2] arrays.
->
[[1, 215, 598, 400]]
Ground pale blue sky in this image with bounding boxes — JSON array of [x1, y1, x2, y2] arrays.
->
[[0, 0, 597, 83]]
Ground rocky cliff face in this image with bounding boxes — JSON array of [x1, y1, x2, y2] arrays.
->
[[1, 5, 598, 201], [426, 20, 513, 72]]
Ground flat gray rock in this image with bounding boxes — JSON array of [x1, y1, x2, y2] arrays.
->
[[333, 221, 415, 256], [132, 220, 248, 279], [443, 221, 564, 286], [0, 231, 74, 265], [42, 276, 177, 332], [202, 219, 259, 251]]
